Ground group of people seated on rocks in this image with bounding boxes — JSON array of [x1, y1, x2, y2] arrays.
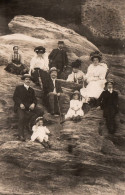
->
[[5, 41, 119, 147]]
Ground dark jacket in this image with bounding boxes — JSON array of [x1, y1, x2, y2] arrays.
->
[[97, 90, 119, 113], [13, 85, 37, 112], [44, 77, 62, 95], [49, 48, 68, 71]]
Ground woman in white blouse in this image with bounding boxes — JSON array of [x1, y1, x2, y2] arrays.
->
[[29, 46, 49, 85], [80, 51, 108, 102]]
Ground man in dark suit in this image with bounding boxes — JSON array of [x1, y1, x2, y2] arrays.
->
[[13, 74, 43, 141], [44, 67, 62, 115], [97, 80, 119, 134], [48, 41, 68, 78]]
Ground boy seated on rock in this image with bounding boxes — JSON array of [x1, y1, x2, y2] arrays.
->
[[97, 79, 119, 135], [67, 59, 85, 85], [31, 117, 51, 148]]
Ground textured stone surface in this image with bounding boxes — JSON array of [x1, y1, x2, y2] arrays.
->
[[0, 15, 125, 195], [8, 15, 97, 59], [0, 30, 97, 69], [0, 65, 125, 195], [81, 0, 125, 40]]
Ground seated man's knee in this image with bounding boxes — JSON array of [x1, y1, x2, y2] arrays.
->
[[17, 109, 25, 120], [48, 92, 55, 96]]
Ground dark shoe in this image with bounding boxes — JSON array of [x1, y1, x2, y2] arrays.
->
[[18, 136, 25, 142], [76, 115, 81, 122], [41, 142, 48, 148], [60, 119, 65, 124], [46, 141, 51, 148]]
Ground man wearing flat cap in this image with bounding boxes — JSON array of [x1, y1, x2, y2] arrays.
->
[[97, 79, 119, 135], [13, 74, 44, 141], [43, 67, 62, 115], [49, 41, 68, 79]]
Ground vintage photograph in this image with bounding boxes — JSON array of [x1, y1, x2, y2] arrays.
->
[[0, 0, 125, 195]]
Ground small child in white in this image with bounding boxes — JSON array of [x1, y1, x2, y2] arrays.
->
[[31, 117, 51, 148], [65, 90, 84, 122]]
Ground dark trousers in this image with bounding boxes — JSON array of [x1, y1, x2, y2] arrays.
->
[[103, 107, 117, 134], [48, 92, 60, 114], [17, 107, 43, 137]]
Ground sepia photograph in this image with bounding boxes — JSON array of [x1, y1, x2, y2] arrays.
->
[[0, 0, 125, 194]]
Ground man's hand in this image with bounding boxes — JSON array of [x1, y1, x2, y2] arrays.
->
[[57, 93, 61, 96], [20, 104, 25, 110], [96, 106, 101, 110], [29, 103, 35, 110]]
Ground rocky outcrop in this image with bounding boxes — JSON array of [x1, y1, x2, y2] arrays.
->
[[105, 54, 125, 114], [8, 15, 97, 57], [0, 64, 125, 195], [0, 16, 125, 194], [0, 15, 98, 68], [81, 0, 125, 40]]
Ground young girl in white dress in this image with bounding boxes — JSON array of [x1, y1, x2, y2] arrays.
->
[[80, 51, 108, 102], [31, 117, 51, 148], [65, 90, 84, 122]]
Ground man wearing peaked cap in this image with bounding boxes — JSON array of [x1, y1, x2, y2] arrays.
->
[[49, 41, 68, 78], [97, 79, 119, 135], [13, 74, 44, 141]]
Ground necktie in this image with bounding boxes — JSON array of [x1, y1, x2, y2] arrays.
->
[[53, 79, 56, 93], [74, 73, 77, 83]]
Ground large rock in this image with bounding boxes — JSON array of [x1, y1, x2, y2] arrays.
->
[[8, 15, 97, 52], [7, 15, 97, 67], [0, 32, 97, 69], [0, 15, 125, 194], [0, 65, 125, 195]]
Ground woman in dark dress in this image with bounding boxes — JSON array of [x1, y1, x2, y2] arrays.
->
[[5, 46, 27, 75]]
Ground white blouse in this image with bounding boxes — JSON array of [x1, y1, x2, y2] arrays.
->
[[85, 63, 108, 83], [67, 70, 85, 84], [29, 53, 49, 74]]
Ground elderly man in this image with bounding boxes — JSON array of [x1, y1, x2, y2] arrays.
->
[[49, 41, 68, 78], [43, 67, 62, 115], [13, 74, 44, 141]]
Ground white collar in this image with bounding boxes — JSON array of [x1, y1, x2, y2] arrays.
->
[[108, 89, 113, 93], [24, 84, 29, 90]]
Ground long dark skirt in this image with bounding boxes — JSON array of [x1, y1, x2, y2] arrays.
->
[[31, 68, 50, 86], [5, 63, 27, 75]]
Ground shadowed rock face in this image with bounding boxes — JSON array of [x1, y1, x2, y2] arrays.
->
[[0, 0, 81, 35]]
